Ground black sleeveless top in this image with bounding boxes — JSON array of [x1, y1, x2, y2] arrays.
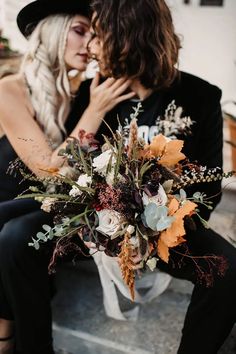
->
[[0, 80, 90, 203]]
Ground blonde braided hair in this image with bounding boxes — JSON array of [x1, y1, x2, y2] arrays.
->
[[20, 15, 75, 148]]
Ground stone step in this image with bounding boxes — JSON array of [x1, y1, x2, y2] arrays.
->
[[52, 264, 236, 354], [53, 324, 154, 354]]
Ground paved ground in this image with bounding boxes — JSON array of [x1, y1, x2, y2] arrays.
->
[[52, 188, 236, 354]]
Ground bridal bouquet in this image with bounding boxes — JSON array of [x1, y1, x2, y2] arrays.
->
[[18, 104, 233, 300]]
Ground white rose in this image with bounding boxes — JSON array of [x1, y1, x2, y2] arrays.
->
[[127, 225, 135, 235], [69, 186, 82, 197], [105, 169, 124, 186], [142, 184, 167, 207], [96, 209, 122, 236], [41, 197, 57, 213], [77, 174, 92, 187], [69, 174, 92, 197], [92, 149, 116, 176]]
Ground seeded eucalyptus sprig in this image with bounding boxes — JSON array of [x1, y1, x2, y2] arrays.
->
[[28, 207, 93, 250], [173, 170, 235, 189]]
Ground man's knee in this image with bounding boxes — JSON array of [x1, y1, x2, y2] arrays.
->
[[0, 217, 31, 264], [0, 211, 51, 265]]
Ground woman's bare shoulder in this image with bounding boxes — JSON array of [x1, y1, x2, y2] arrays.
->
[[0, 74, 33, 116], [0, 74, 24, 98]]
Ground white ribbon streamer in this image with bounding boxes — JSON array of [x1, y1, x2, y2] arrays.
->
[[92, 251, 171, 321]]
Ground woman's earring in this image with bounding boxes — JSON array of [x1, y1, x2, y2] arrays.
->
[[91, 54, 97, 61]]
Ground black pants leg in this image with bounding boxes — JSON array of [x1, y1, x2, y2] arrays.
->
[[0, 210, 54, 354], [157, 225, 236, 354]]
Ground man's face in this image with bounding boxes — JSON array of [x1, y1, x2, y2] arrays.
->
[[88, 14, 107, 76]]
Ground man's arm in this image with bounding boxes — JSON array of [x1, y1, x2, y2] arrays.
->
[[186, 87, 223, 221]]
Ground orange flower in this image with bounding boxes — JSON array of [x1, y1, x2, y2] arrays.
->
[[149, 134, 166, 157], [39, 167, 60, 175], [157, 238, 169, 263], [148, 134, 186, 167], [157, 198, 197, 263]]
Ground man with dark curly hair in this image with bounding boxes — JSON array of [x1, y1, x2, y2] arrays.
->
[[82, 0, 236, 353]]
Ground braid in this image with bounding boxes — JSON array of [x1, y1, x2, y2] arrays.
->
[[20, 15, 74, 148], [56, 19, 73, 135]]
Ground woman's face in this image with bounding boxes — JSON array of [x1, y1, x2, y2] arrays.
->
[[64, 15, 91, 71]]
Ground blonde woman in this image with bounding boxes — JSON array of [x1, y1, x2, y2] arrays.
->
[[0, 1, 135, 353]]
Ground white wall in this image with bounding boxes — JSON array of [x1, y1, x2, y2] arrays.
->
[[167, 0, 236, 101], [0, 0, 29, 51], [0, 1, 3, 29], [1, 0, 236, 101]]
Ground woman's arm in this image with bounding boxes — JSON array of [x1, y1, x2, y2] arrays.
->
[[0, 78, 63, 178], [0, 75, 134, 178]]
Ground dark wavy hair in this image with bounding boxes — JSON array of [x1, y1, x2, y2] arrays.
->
[[91, 0, 181, 90]]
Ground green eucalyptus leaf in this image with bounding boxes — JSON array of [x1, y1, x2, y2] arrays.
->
[[36, 232, 47, 241], [42, 224, 51, 232], [48, 230, 55, 240], [33, 239, 40, 250]]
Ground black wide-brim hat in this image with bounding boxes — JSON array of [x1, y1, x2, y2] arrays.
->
[[17, 0, 91, 37]]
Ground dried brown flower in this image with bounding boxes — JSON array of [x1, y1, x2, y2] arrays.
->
[[118, 231, 135, 301], [128, 118, 138, 160]]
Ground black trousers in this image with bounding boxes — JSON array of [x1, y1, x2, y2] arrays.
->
[[157, 224, 236, 354], [0, 210, 236, 354], [0, 206, 54, 354]]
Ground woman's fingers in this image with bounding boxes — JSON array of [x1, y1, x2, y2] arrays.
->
[[110, 79, 135, 103], [90, 72, 100, 90], [91, 76, 116, 93], [97, 77, 131, 92], [99, 77, 116, 89], [110, 78, 130, 91], [89, 76, 135, 115], [113, 80, 134, 97], [115, 91, 136, 103]]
